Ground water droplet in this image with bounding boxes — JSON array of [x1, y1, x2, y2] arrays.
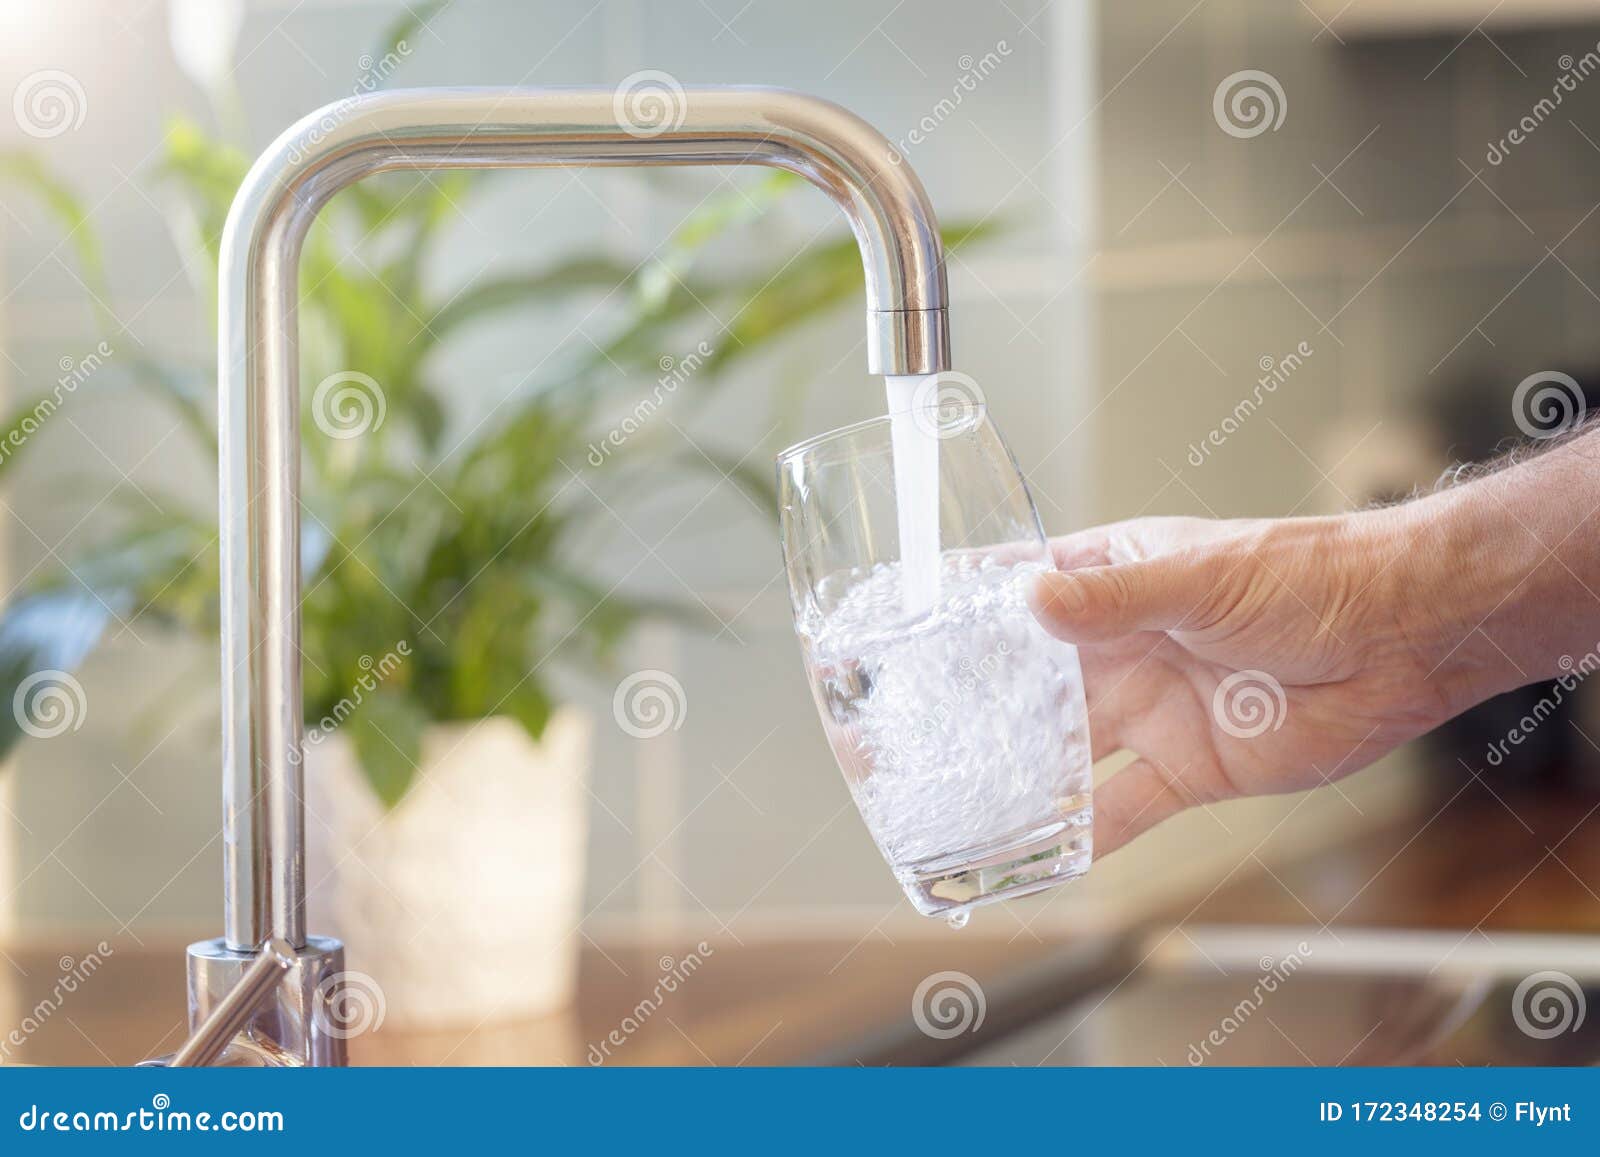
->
[[946, 910, 970, 930]]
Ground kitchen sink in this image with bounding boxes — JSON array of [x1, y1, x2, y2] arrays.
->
[[835, 925, 1600, 1066]]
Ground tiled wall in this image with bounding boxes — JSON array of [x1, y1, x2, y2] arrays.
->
[[1068, 0, 1600, 927], [1092, 1, 1600, 527]]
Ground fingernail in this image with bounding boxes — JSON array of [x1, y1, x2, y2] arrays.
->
[[1035, 572, 1087, 616]]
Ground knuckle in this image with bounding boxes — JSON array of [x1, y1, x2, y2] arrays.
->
[[1175, 543, 1251, 633], [1096, 564, 1138, 613]]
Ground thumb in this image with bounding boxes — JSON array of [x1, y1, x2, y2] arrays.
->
[[1029, 553, 1218, 644]]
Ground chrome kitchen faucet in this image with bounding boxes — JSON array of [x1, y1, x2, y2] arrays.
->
[[177, 86, 950, 1065]]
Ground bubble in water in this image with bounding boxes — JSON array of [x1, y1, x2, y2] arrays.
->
[[802, 557, 1091, 871], [946, 910, 970, 930]]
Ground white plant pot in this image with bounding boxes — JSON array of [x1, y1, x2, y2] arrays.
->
[[0, 768, 14, 941], [304, 710, 591, 1027], [0, 770, 14, 1039]]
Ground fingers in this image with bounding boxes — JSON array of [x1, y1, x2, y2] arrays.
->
[[1074, 636, 1166, 762], [1047, 516, 1234, 571], [1030, 550, 1223, 644], [1047, 527, 1116, 571], [1038, 515, 1256, 856], [1091, 755, 1202, 858]]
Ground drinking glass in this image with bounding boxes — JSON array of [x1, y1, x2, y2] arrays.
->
[[777, 403, 1093, 921]]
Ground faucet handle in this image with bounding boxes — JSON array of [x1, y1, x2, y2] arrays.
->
[[174, 934, 349, 1067], [142, 938, 298, 1067]]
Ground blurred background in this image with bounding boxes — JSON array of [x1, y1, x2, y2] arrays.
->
[[2, 0, 1599, 1067]]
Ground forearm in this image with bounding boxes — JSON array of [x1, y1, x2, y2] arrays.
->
[[1388, 424, 1600, 712], [1033, 424, 1600, 850]]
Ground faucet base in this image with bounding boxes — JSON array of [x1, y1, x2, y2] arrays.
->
[[184, 936, 349, 1066]]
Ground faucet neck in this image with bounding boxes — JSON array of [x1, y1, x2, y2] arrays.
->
[[216, 86, 950, 950]]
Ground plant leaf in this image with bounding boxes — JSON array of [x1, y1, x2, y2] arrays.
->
[[672, 442, 781, 518], [121, 350, 217, 456], [157, 116, 250, 274], [346, 686, 426, 808], [499, 679, 554, 748], [0, 391, 61, 478], [0, 152, 110, 311], [0, 590, 116, 760], [425, 257, 636, 344], [635, 170, 799, 311], [371, 0, 446, 73]]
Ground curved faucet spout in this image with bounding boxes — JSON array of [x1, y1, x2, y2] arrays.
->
[[214, 87, 951, 955]]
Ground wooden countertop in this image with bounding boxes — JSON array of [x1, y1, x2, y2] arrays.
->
[[1180, 784, 1600, 932], [5, 781, 1597, 1066], [0, 932, 1069, 1067]]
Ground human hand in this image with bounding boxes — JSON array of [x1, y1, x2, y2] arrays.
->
[[1028, 506, 1494, 856]]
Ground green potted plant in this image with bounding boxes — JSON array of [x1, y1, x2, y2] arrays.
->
[[0, 9, 992, 1024]]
